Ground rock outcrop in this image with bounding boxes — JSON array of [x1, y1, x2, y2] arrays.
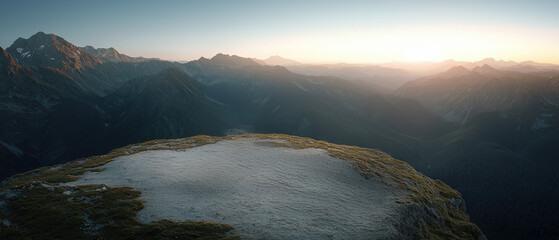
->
[[0, 134, 485, 239]]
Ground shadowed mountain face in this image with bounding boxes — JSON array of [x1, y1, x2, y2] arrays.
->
[[0, 46, 105, 178], [5, 32, 181, 97], [6, 32, 102, 71], [1, 32, 559, 239], [183, 54, 446, 154], [396, 65, 559, 239], [421, 110, 559, 240], [0, 45, 441, 180], [396, 65, 559, 123], [102, 68, 227, 147]]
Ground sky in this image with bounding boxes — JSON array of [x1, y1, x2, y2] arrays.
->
[[1, 0, 558, 64]]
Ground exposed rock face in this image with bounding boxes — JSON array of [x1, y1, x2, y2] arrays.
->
[[0, 134, 485, 239], [6, 32, 102, 71], [0, 47, 21, 75]]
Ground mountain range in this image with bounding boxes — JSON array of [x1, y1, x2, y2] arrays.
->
[[255, 56, 559, 92], [1, 32, 558, 239]]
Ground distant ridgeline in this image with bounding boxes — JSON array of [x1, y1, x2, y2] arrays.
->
[[1, 32, 558, 239]]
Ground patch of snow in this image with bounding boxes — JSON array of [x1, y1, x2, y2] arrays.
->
[[50, 58, 55, 60], [47, 166, 62, 172], [293, 81, 310, 92], [205, 95, 226, 106], [40, 182, 54, 191], [66, 138, 403, 239], [39, 45, 44, 50], [63, 190, 72, 195], [259, 94, 270, 105], [21, 51, 31, 58], [306, 78, 324, 85], [16, 48, 23, 53], [272, 105, 281, 113], [0, 140, 24, 157]]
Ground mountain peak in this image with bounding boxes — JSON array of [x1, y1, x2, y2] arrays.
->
[[480, 57, 496, 62], [472, 57, 518, 69], [81, 45, 151, 63], [472, 64, 499, 74], [209, 53, 259, 67], [444, 65, 470, 75], [262, 55, 301, 66], [6, 32, 102, 71], [24, 31, 68, 47]]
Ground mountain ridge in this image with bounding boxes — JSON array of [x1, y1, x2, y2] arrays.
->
[[1, 32, 559, 239], [81, 45, 154, 63], [6, 32, 103, 71]]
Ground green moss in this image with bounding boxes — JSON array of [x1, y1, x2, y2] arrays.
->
[[1, 133, 480, 239], [0, 135, 235, 239], [0, 184, 237, 240]]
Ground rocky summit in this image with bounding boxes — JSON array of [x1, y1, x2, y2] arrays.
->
[[0, 134, 485, 240]]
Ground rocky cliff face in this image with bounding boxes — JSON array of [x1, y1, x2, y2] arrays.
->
[[6, 32, 102, 72], [0, 134, 485, 239]]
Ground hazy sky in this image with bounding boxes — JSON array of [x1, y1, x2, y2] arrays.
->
[[1, 0, 558, 64]]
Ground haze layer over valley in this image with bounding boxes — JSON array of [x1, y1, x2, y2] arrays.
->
[[1, 31, 558, 239]]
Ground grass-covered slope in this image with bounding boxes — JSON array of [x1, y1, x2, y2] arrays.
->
[[0, 134, 483, 239]]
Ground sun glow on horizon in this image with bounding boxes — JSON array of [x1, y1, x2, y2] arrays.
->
[[187, 24, 559, 65], [402, 43, 445, 62]]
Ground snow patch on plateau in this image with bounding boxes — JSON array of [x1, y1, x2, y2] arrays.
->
[[66, 138, 403, 239]]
